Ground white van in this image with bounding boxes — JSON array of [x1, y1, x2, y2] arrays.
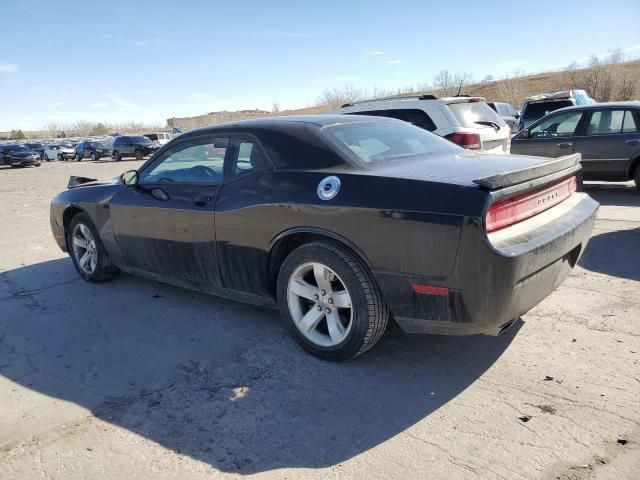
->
[[144, 132, 172, 146]]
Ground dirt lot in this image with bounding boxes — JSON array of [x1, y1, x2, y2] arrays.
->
[[0, 161, 638, 479]]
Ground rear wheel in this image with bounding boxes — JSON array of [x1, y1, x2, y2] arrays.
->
[[277, 241, 389, 361], [57, 153, 64, 161], [90, 152, 97, 162], [67, 213, 118, 283], [112, 150, 121, 162], [634, 164, 640, 190]]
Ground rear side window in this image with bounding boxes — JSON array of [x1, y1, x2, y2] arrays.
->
[[230, 140, 267, 176], [347, 109, 437, 132], [446, 101, 506, 128], [586, 110, 638, 135]]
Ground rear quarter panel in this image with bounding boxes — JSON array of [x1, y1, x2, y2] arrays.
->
[[215, 170, 487, 294]]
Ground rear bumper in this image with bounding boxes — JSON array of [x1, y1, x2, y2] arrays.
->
[[376, 192, 598, 335]]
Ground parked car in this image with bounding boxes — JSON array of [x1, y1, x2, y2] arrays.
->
[[43, 143, 76, 161], [144, 132, 172, 146], [487, 102, 520, 134], [511, 102, 640, 189], [25, 142, 46, 160], [111, 135, 160, 161], [50, 116, 598, 360], [330, 95, 511, 153], [519, 90, 595, 131], [0, 144, 41, 167], [74, 140, 113, 161]]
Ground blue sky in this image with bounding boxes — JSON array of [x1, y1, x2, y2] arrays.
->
[[1, 0, 639, 130]]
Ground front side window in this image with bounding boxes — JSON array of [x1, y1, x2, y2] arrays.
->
[[139, 138, 229, 184], [529, 111, 583, 138], [323, 120, 459, 164]]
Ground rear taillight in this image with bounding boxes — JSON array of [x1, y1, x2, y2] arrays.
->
[[485, 176, 577, 233], [445, 132, 481, 150]]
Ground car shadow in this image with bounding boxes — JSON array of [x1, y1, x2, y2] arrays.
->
[[579, 227, 640, 281], [0, 258, 519, 474], [583, 182, 639, 207]]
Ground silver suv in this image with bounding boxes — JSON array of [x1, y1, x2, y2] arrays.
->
[[328, 94, 511, 153]]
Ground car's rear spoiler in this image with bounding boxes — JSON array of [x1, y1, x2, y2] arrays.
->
[[68, 176, 98, 188], [473, 153, 581, 191]]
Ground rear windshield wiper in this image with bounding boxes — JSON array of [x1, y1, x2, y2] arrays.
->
[[474, 120, 501, 131]]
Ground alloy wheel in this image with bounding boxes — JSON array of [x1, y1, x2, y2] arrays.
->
[[72, 223, 97, 275], [287, 262, 353, 347]]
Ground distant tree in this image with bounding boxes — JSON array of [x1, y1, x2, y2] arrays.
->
[[496, 69, 525, 107], [89, 122, 109, 136], [60, 131, 67, 138], [9, 129, 26, 140], [482, 74, 494, 83], [316, 84, 366, 109], [271, 102, 280, 115]]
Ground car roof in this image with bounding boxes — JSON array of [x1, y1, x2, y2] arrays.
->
[[181, 114, 392, 137], [552, 101, 640, 114]]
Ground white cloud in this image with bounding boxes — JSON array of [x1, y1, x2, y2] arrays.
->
[[366, 51, 384, 56], [135, 40, 148, 47], [0, 64, 18, 73], [385, 59, 403, 65], [105, 94, 142, 111], [90, 102, 109, 108]]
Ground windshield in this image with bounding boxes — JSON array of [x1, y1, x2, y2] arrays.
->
[[27, 143, 43, 149], [447, 101, 506, 128], [131, 135, 151, 144], [4, 145, 29, 153], [523, 100, 573, 120], [323, 120, 460, 164]]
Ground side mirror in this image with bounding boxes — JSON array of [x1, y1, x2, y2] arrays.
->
[[521, 128, 530, 138], [122, 170, 139, 186]]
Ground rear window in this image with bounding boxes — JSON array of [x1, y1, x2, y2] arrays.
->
[[145, 134, 158, 141], [131, 136, 151, 143], [323, 120, 459, 165], [447, 101, 506, 128], [523, 100, 573, 120], [346, 109, 437, 132]]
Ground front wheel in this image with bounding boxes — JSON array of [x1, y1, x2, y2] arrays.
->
[[90, 153, 97, 162], [112, 151, 121, 162], [75, 154, 82, 161], [67, 213, 119, 282], [277, 241, 389, 361], [134, 150, 144, 161], [57, 153, 64, 161], [634, 165, 640, 190]]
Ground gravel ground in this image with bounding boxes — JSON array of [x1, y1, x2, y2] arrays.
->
[[0, 160, 638, 479]]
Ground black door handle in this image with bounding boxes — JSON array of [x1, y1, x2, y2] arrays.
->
[[625, 139, 640, 145], [194, 196, 212, 207], [557, 142, 573, 148]]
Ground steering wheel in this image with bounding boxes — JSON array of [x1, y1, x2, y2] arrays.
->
[[188, 165, 218, 182]]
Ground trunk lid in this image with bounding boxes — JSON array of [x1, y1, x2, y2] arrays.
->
[[366, 152, 580, 189]]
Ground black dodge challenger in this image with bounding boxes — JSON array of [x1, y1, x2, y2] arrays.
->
[[50, 115, 599, 360]]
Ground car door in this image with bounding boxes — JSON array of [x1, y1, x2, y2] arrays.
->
[[573, 108, 640, 181], [511, 110, 585, 158], [109, 135, 229, 286]]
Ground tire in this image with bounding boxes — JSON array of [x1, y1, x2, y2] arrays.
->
[[112, 151, 121, 162], [67, 212, 119, 283], [75, 154, 82, 162], [90, 153, 97, 162], [634, 164, 640, 190], [134, 149, 144, 161], [277, 241, 389, 361], [35, 164, 41, 167], [58, 153, 64, 161]]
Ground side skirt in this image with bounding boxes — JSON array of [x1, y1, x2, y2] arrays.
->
[[116, 264, 278, 309]]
